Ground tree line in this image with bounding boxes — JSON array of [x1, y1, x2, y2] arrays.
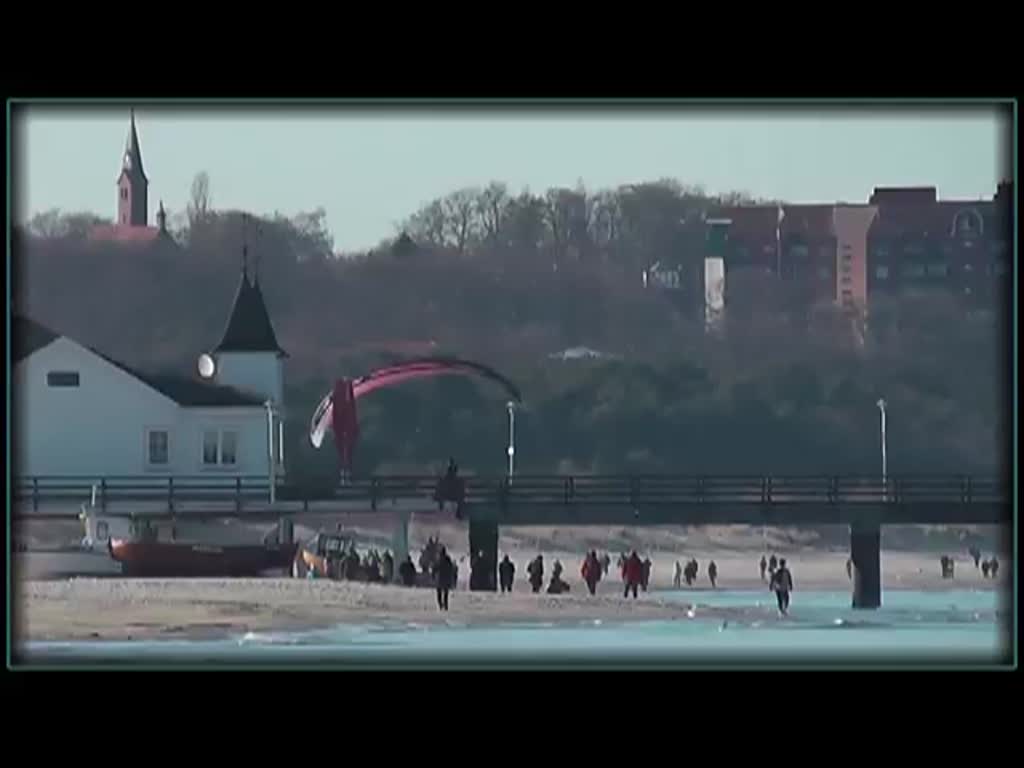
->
[[14, 174, 1008, 483]]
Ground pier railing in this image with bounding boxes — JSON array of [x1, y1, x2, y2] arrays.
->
[[12, 473, 1008, 516]]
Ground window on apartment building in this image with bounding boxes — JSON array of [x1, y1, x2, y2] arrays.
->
[[146, 429, 169, 466], [873, 246, 889, 259], [46, 371, 80, 387], [841, 275, 852, 285], [904, 242, 925, 256], [818, 266, 831, 279], [789, 245, 809, 258], [926, 263, 949, 277], [121, 188, 127, 200], [202, 429, 239, 467], [964, 263, 974, 273], [875, 266, 889, 280], [903, 264, 926, 279]]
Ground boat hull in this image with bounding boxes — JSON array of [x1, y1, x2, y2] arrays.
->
[[109, 539, 298, 578]]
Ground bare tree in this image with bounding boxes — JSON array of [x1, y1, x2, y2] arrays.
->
[[187, 172, 212, 228], [477, 181, 509, 246], [406, 199, 448, 248], [442, 188, 480, 254]]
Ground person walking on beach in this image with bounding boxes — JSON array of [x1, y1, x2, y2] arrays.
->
[[708, 560, 718, 589], [432, 546, 456, 611], [582, 551, 602, 596], [846, 558, 853, 580], [989, 557, 999, 579], [759, 555, 767, 582], [527, 555, 545, 593], [624, 551, 644, 599], [768, 554, 778, 577], [969, 547, 981, 569], [499, 554, 516, 593], [770, 558, 793, 615], [981, 559, 991, 579], [674, 561, 683, 589], [641, 558, 652, 592]]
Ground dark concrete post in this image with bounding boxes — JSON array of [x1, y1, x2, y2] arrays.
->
[[469, 519, 499, 592], [850, 522, 881, 609]]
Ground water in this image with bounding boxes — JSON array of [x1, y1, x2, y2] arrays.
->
[[23, 589, 1009, 666]]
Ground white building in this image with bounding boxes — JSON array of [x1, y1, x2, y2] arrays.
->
[[14, 265, 287, 482]]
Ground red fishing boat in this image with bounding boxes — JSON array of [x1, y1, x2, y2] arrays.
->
[[102, 514, 298, 578], [108, 537, 297, 578]]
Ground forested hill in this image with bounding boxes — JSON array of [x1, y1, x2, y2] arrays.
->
[[15, 178, 1007, 481]]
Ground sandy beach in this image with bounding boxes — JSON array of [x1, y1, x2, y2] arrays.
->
[[15, 545, 1008, 644]]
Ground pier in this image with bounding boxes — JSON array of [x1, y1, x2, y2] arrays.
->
[[13, 473, 1010, 609]]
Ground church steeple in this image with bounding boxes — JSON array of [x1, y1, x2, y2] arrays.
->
[[214, 237, 287, 357], [116, 109, 149, 227]]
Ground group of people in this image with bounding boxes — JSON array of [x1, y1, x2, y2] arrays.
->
[[674, 558, 716, 588], [308, 541, 396, 584], [524, 554, 572, 594]]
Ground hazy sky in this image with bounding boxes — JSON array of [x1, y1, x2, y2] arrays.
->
[[16, 105, 1009, 252]]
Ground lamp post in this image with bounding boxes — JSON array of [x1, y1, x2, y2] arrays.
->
[[265, 400, 276, 505], [506, 401, 516, 479], [876, 398, 887, 500]]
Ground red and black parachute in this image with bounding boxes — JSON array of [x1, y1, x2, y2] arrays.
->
[[310, 357, 522, 471]]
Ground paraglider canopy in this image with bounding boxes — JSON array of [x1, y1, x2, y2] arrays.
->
[[308, 357, 523, 471]]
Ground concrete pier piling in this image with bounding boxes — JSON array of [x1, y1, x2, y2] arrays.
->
[[851, 522, 881, 609]]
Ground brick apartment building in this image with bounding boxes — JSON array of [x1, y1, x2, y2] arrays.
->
[[702, 181, 1011, 309]]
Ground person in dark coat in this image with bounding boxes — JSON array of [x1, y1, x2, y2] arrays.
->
[[969, 547, 981, 569], [527, 555, 544, 593], [769, 558, 794, 615], [768, 554, 778, 576], [499, 555, 516, 593], [846, 558, 853, 580], [432, 546, 456, 611], [641, 558, 652, 592], [398, 554, 417, 587], [989, 557, 999, 579], [981, 559, 991, 578], [759, 555, 768, 581], [623, 551, 644, 599], [581, 551, 602, 595], [708, 560, 718, 588]]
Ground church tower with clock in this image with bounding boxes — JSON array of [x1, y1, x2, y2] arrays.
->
[[117, 109, 149, 226]]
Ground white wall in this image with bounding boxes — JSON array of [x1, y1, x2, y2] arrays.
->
[[14, 337, 269, 478], [213, 351, 284, 405]]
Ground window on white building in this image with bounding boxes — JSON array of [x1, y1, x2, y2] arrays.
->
[[47, 371, 80, 387], [221, 431, 238, 466], [875, 265, 889, 280], [202, 431, 219, 465], [146, 429, 169, 466], [202, 429, 239, 467]]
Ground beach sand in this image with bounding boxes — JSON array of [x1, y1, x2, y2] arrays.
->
[[14, 546, 1007, 643]]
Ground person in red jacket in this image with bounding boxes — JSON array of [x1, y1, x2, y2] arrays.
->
[[623, 551, 644, 599]]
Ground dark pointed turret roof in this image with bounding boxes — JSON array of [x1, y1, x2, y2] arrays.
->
[[119, 109, 148, 182], [213, 268, 288, 356]]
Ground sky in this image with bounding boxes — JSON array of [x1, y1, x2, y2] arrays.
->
[[15, 105, 1010, 252]]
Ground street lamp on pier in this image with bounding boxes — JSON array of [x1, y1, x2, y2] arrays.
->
[[506, 401, 516, 479]]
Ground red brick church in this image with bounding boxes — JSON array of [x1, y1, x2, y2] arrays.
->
[[89, 110, 173, 245]]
